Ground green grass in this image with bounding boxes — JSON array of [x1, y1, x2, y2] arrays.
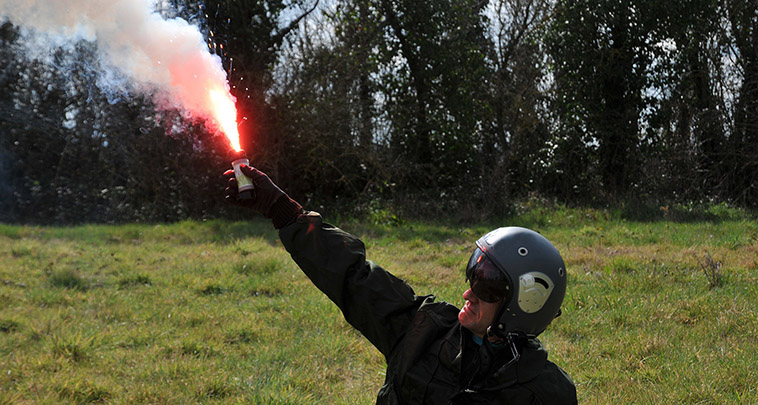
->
[[1, 207, 757, 403]]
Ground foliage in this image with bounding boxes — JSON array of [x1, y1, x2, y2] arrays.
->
[[1, 0, 758, 224], [698, 253, 724, 290]]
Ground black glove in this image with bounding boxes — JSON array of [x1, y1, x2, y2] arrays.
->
[[223, 165, 303, 228]]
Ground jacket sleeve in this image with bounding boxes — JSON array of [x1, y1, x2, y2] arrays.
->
[[279, 211, 425, 356]]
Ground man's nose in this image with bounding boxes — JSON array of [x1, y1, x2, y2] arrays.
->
[[463, 288, 476, 301]]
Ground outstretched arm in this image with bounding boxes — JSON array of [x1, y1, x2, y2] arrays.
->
[[279, 212, 424, 356], [223, 165, 424, 355]]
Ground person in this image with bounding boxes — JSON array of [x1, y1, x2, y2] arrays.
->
[[224, 165, 577, 404]]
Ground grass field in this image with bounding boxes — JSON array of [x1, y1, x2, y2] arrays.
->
[[1, 205, 757, 403]]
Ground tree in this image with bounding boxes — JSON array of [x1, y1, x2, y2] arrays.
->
[[724, 0, 758, 205], [268, 1, 390, 207], [483, 0, 553, 204], [641, 0, 728, 202], [376, 0, 492, 206], [271, 0, 495, 214], [546, 0, 658, 200]]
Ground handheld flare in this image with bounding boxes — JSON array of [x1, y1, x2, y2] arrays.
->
[[231, 149, 255, 200]]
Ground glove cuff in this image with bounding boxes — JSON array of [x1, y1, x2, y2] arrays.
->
[[269, 194, 303, 229]]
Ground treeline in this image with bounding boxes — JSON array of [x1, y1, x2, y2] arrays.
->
[[1, 0, 757, 224]]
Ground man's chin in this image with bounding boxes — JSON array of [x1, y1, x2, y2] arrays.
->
[[458, 307, 476, 329], [457, 310, 466, 325]]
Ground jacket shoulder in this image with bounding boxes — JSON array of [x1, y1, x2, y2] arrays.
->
[[523, 360, 577, 404], [417, 297, 460, 324]]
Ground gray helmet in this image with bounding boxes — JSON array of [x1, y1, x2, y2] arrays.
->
[[466, 226, 567, 337]]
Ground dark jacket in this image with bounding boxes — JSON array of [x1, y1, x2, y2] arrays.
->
[[280, 211, 577, 404]]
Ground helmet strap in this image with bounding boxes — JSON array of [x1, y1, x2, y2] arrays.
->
[[504, 334, 521, 366], [485, 300, 524, 368], [481, 330, 521, 374]]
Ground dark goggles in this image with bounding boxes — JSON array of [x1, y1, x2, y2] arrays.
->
[[465, 247, 510, 303]]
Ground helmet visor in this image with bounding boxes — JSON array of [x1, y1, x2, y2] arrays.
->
[[465, 248, 509, 303]]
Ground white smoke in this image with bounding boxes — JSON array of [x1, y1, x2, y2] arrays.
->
[[0, 0, 233, 127]]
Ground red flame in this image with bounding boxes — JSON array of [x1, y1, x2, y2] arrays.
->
[[208, 87, 241, 151]]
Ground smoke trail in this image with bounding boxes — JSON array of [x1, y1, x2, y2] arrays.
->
[[0, 0, 234, 130]]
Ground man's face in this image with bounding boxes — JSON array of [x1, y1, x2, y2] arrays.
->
[[458, 288, 501, 338]]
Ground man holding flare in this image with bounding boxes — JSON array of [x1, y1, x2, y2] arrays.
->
[[223, 164, 577, 404]]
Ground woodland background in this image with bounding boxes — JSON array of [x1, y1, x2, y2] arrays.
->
[[1, 0, 757, 223]]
